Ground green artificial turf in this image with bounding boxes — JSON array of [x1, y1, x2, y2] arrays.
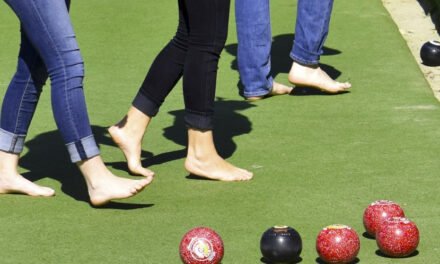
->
[[1, 0, 439, 263]]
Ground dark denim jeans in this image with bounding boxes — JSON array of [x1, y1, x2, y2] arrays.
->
[[235, 0, 335, 97], [1, 0, 99, 162], [133, 0, 230, 130]]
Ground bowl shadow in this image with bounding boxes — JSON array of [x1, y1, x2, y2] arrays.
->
[[260, 256, 302, 264], [375, 250, 419, 258]]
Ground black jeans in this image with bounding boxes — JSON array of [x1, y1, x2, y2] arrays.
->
[[133, 0, 230, 130]]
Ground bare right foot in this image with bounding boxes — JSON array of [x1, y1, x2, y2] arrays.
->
[[0, 173, 55, 197], [109, 113, 154, 177], [87, 173, 153, 206], [78, 156, 153, 206], [288, 62, 351, 93]]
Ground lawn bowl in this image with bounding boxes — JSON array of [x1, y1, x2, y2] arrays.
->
[[179, 227, 224, 264]]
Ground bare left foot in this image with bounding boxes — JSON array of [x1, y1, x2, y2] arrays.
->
[[184, 129, 253, 181], [185, 154, 253, 181], [0, 151, 55, 197], [246, 81, 293, 101], [0, 172, 55, 197]]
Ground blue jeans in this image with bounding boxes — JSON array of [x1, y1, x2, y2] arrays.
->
[[235, 0, 334, 97], [1, 0, 100, 163]]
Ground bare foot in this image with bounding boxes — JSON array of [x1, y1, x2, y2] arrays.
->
[[185, 129, 253, 181], [87, 173, 153, 206], [0, 173, 55, 197], [185, 155, 253, 181], [78, 156, 153, 206], [288, 62, 351, 93], [0, 151, 55, 197], [246, 81, 293, 101], [108, 114, 154, 177]]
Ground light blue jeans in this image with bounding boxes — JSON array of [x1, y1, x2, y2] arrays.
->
[[235, 0, 334, 98], [1, 0, 100, 162]]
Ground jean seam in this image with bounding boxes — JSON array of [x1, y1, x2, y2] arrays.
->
[[13, 53, 38, 136], [30, 0, 80, 142], [201, 52, 209, 115], [197, 0, 218, 118], [208, 0, 219, 114]]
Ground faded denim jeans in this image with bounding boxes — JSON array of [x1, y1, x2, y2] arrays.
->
[[235, 0, 334, 97], [1, 0, 100, 162]]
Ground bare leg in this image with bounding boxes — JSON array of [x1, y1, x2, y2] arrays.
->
[[0, 151, 55, 196], [108, 107, 155, 177], [288, 61, 351, 93], [184, 128, 253, 181], [246, 81, 293, 101], [78, 155, 153, 206]]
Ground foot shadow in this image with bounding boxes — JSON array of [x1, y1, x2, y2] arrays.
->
[[289, 87, 349, 96], [185, 174, 217, 181], [20, 130, 88, 202], [96, 201, 154, 210], [224, 33, 344, 97], [19, 125, 153, 208]]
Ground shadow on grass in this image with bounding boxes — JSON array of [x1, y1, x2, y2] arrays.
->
[[20, 125, 154, 209], [261, 256, 303, 263], [158, 97, 255, 180], [185, 174, 217, 181], [20, 97, 254, 195], [375, 250, 419, 258], [96, 201, 154, 210], [162, 97, 255, 159], [224, 33, 345, 98], [362, 231, 375, 240], [108, 98, 255, 175]]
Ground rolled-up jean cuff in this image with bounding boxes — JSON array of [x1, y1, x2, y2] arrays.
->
[[66, 135, 100, 163], [290, 46, 320, 66], [132, 91, 159, 117], [243, 76, 274, 98], [290, 53, 319, 66], [0, 128, 26, 153], [184, 111, 214, 131], [268, 76, 274, 92]]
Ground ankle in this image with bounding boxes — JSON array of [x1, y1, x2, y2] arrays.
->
[[77, 156, 111, 183], [293, 60, 319, 69], [186, 129, 220, 163]]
